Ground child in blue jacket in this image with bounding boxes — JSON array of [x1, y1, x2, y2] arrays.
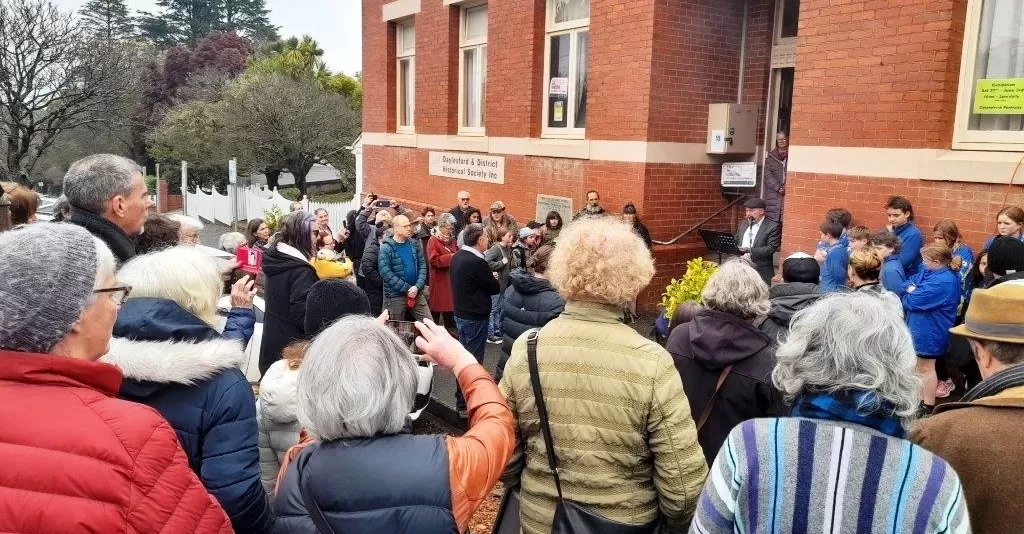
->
[[902, 244, 961, 411], [819, 221, 849, 292], [872, 230, 908, 294], [885, 195, 923, 276]]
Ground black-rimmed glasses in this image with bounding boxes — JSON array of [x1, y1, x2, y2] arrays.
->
[[93, 285, 132, 306]]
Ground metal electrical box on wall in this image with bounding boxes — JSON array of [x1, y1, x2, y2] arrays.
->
[[706, 103, 757, 154]]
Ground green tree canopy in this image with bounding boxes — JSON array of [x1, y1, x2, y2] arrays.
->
[[250, 35, 362, 109], [78, 0, 135, 40]]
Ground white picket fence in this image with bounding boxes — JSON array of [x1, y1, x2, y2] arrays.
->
[[185, 184, 362, 226]]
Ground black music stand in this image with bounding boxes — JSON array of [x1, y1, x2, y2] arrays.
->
[[699, 229, 743, 264]]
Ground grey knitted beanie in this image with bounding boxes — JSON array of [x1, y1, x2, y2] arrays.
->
[[0, 223, 98, 353]]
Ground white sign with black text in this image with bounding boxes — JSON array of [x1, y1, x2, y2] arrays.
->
[[721, 162, 758, 188], [428, 152, 505, 184]]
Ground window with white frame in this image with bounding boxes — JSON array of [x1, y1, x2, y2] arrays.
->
[[953, 0, 1024, 150], [543, 0, 589, 137], [396, 22, 416, 132], [459, 5, 487, 134]]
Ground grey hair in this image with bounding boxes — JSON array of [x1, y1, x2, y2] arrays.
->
[[297, 315, 418, 440], [63, 154, 143, 213], [167, 213, 204, 231], [701, 259, 770, 320], [92, 237, 117, 290], [772, 292, 921, 427], [218, 232, 246, 253], [437, 212, 456, 230]]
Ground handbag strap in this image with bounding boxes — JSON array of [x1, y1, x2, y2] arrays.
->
[[300, 456, 339, 534], [695, 365, 734, 432], [526, 329, 565, 500]]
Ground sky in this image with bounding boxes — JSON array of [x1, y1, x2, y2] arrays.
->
[[50, 0, 363, 76]]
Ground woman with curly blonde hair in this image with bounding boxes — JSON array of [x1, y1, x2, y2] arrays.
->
[[498, 217, 707, 533]]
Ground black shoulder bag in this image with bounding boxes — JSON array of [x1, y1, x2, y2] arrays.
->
[[524, 330, 660, 534]]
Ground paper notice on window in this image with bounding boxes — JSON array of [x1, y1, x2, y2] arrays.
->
[[974, 78, 1024, 115], [553, 101, 564, 122], [549, 77, 569, 96], [710, 130, 727, 153]]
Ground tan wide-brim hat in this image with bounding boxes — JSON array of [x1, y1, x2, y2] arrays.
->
[[949, 281, 1024, 344]]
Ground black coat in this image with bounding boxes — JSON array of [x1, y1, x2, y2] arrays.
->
[[763, 282, 823, 340], [260, 246, 318, 376], [735, 217, 782, 284], [667, 308, 788, 464], [501, 272, 565, 355], [360, 239, 385, 315], [450, 249, 499, 321]]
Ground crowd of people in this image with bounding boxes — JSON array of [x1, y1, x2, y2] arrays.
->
[[1, 152, 1023, 533]]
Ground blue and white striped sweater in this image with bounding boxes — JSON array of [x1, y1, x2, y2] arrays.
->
[[690, 418, 970, 534]]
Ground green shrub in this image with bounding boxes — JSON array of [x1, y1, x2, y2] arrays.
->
[[660, 257, 718, 320], [264, 205, 285, 233]]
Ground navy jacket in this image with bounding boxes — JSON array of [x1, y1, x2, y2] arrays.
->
[[501, 272, 565, 355], [107, 298, 272, 533], [261, 244, 318, 375], [902, 266, 961, 357], [271, 434, 458, 533], [892, 222, 924, 276], [881, 254, 908, 294]]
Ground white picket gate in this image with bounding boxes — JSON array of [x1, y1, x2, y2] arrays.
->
[[187, 184, 362, 227]]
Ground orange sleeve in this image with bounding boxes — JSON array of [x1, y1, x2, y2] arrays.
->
[[445, 364, 516, 532]]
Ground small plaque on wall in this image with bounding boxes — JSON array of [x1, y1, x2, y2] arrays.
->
[[536, 194, 573, 225]]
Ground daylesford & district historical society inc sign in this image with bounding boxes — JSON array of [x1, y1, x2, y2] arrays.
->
[[428, 151, 505, 184]]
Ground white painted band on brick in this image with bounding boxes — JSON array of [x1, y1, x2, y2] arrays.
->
[[361, 132, 759, 164], [382, 0, 420, 21], [789, 145, 1024, 184]]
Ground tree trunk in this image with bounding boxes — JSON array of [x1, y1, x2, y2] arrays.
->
[[265, 168, 282, 190]]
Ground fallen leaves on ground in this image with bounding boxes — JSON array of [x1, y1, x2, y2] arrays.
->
[[469, 483, 504, 533]]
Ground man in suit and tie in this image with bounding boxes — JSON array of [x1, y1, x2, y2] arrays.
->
[[736, 197, 782, 285]]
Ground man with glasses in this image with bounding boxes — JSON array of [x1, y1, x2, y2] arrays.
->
[[447, 190, 476, 237]]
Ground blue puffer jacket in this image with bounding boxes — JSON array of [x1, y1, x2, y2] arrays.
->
[[902, 266, 961, 357], [379, 237, 427, 298], [271, 434, 458, 533], [105, 298, 272, 533], [892, 222, 924, 276], [501, 271, 565, 355], [881, 254, 908, 294]]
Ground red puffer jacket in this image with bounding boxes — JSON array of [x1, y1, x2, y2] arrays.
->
[[0, 350, 233, 533]]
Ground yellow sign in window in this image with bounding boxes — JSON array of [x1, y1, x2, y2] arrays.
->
[[974, 78, 1024, 115]]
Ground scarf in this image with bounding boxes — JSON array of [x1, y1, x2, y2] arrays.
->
[[66, 206, 136, 264], [791, 389, 907, 439], [961, 364, 1024, 403], [773, 147, 789, 161]]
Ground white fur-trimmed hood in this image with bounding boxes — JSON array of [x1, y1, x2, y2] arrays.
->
[[102, 337, 247, 385]]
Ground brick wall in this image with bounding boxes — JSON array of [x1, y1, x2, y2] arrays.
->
[[790, 0, 966, 149], [415, 2, 460, 134], [781, 173, 1024, 258]]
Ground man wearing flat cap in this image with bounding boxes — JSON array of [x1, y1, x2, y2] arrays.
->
[[735, 197, 781, 285], [911, 281, 1024, 532]]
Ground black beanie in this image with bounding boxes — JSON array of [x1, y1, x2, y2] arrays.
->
[[782, 253, 821, 283], [304, 280, 372, 336], [987, 236, 1024, 277]]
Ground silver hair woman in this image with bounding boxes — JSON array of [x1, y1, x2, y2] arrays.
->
[[271, 317, 515, 533], [772, 292, 921, 424], [666, 259, 786, 464], [103, 245, 268, 532], [690, 292, 970, 533], [426, 212, 461, 331]]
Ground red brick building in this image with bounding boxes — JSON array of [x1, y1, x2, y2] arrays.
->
[[361, 0, 1024, 309]]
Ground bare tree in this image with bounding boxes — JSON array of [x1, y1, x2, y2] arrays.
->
[[0, 0, 142, 179]]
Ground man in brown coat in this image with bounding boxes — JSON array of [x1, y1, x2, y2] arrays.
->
[[911, 281, 1024, 533]]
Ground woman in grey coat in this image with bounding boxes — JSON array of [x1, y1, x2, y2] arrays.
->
[[763, 132, 788, 223]]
